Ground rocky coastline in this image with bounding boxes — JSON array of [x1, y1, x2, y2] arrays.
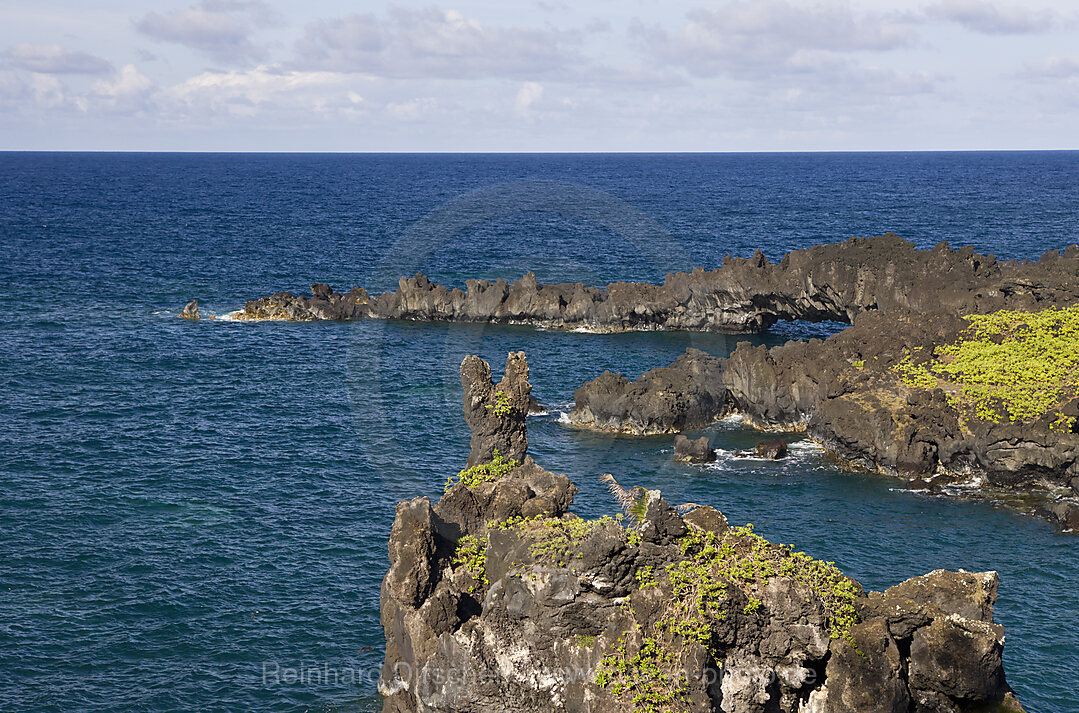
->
[[229, 234, 1079, 331], [569, 309, 1079, 532], [379, 352, 1026, 713], [203, 235, 1079, 530]]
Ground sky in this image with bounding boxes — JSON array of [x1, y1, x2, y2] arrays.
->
[[1, 0, 1078, 151]]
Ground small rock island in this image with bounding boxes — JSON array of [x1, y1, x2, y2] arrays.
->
[[378, 352, 1025, 713]]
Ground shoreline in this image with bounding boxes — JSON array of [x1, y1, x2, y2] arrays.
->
[[186, 234, 1079, 532]]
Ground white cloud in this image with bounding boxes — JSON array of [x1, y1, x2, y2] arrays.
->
[[162, 64, 349, 117], [514, 81, 544, 115], [294, 7, 586, 80], [634, 1, 917, 79], [4, 44, 113, 75], [135, 1, 276, 64], [30, 73, 67, 109], [87, 64, 155, 113], [1023, 55, 1079, 79], [0, 71, 26, 104], [386, 97, 438, 121], [925, 0, 1057, 35]]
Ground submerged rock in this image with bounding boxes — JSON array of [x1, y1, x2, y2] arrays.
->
[[674, 435, 716, 463], [1038, 500, 1079, 533], [380, 353, 1024, 713]]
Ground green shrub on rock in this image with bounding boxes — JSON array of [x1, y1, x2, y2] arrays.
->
[[444, 449, 520, 492], [893, 304, 1079, 424]]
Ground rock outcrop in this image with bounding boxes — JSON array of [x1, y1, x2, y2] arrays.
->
[[674, 435, 716, 463], [379, 353, 1025, 713], [217, 235, 1079, 527], [568, 307, 1079, 531], [754, 439, 787, 460], [571, 349, 729, 435], [231, 235, 1079, 330], [239, 284, 371, 321], [180, 299, 200, 320], [461, 351, 531, 467]]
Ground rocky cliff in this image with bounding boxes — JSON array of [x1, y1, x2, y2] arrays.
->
[[379, 353, 1025, 713], [230, 235, 1079, 331], [568, 308, 1079, 532]]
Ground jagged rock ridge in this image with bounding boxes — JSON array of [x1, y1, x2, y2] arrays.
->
[[229, 235, 1079, 332]]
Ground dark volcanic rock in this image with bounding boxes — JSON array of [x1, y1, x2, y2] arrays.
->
[[674, 435, 716, 463], [239, 283, 370, 321], [179, 299, 200, 320], [380, 356, 1024, 712], [568, 307, 1079, 531], [461, 351, 531, 467], [232, 236, 1079, 529], [755, 438, 787, 459], [570, 349, 730, 434], [238, 235, 1079, 330], [908, 615, 1006, 702], [806, 618, 909, 713], [1038, 499, 1079, 533]]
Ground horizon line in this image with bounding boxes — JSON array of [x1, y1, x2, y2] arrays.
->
[[1, 148, 1077, 155]]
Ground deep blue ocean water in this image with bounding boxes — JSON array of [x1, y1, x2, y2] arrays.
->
[[1, 152, 1078, 713]]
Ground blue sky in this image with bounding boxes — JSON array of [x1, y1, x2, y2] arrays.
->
[[2, 0, 1078, 151]]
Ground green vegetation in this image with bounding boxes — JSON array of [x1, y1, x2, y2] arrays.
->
[[635, 565, 657, 590], [575, 634, 597, 648], [486, 389, 513, 417], [596, 523, 861, 713], [595, 634, 688, 712], [895, 348, 936, 388], [451, 534, 488, 593], [894, 305, 1079, 426], [491, 513, 615, 568], [444, 449, 520, 492]]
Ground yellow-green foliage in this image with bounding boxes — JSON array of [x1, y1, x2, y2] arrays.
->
[[595, 523, 861, 713], [893, 305, 1079, 424], [487, 389, 513, 417], [444, 450, 520, 492], [595, 635, 688, 711], [492, 514, 614, 568], [452, 534, 488, 593], [895, 348, 936, 388], [636, 565, 657, 590]]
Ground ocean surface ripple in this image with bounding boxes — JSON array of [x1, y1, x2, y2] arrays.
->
[[1, 152, 1077, 712]]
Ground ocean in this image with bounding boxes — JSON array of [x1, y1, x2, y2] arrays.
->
[[1, 152, 1077, 712]]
